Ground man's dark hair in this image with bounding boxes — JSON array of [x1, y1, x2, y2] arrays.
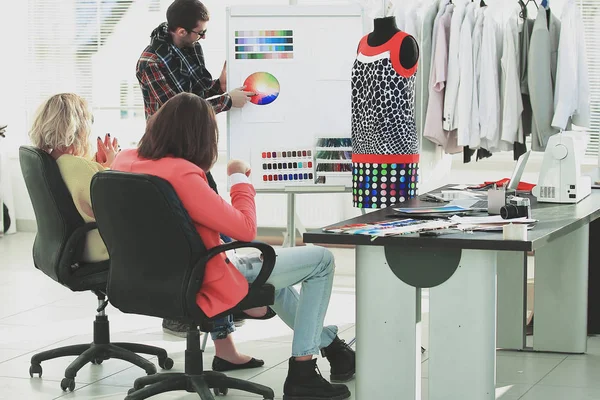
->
[[166, 0, 209, 32], [138, 93, 218, 171]]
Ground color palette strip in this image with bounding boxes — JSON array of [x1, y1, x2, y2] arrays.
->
[[235, 30, 293, 37], [235, 38, 293, 44], [235, 30, 294, 60], [263, 173, 314, 182], [235, 45, 293, 52], [236, 53, 293, 60], [262, 150, 312, 158], [263, 161, 313, 170]]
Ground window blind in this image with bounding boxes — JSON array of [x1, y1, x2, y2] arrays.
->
[[580, 0, 600, 156], [25, 0, 169, 146]]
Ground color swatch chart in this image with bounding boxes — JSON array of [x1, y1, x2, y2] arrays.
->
[[315, 138, 353, 186], [260, 149, 314, 184], [235, 30, 294, 60]]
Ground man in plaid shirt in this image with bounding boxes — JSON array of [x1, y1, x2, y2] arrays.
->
[[137, 0, 256, 340], [137, 1, 252, 118]]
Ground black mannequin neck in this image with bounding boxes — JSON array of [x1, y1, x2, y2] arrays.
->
[[367, 16, 399, 47]]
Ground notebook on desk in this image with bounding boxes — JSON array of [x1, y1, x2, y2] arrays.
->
[[450, 151, 531, 211]]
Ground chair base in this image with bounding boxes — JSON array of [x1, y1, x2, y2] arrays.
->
[[126, 329, 274, 400], [29, 314, 172, 392], [125, 371, 274, 400]]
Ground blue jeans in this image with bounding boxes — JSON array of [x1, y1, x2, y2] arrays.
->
[[211, 246, 338, 357]]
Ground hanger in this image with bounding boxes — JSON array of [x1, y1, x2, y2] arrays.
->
[[524, 0, 539, 9], [518, 0, 527, 19]]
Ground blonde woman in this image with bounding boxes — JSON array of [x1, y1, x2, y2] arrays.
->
[[29, 93, 119, 262]]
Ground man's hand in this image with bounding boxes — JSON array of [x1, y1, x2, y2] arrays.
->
[[227, 159, 251, 177], [220, 61, 227, 93], [228, 86, 255, 108]]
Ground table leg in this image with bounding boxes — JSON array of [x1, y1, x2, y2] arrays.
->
[[283, 193, 296, 248], [496, 251, 527, 350], [429, 249, 497, 400], [356, 246, 421, 399], [533, 224, 588, 353]]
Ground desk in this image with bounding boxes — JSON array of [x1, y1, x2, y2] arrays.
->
[[304, 191, 600, 400]]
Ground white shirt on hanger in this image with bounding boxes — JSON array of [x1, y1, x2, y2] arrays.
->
[[442, 1, 467, 132], [456, 2, 476, 147], [479, 8, 509, 152], [552, 0, 590, 129], [469, 6, 485, 149], [501, 14, 525, 146]]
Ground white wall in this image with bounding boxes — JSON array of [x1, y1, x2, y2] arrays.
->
[[5, 0, 599, 230]]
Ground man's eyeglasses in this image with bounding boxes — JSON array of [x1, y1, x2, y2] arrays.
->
[[188, 28, 207, 38]]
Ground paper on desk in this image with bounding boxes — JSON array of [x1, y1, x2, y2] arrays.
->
[[447, 185, 470, 190], [450, 215, 536, 225], [440, 190, 484, 200]]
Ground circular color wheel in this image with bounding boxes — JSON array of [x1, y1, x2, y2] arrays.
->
[[243, 72, 280, 105]]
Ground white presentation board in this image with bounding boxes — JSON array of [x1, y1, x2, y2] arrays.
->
[[226, 5, 364, 190]]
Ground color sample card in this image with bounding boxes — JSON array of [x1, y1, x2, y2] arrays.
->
[[259, 149, 314, 184], [244, 72, 280, 105], [234, 30, 294, 60], [315, 137, 353, 186]]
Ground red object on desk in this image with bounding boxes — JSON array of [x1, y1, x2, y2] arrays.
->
[[480, 179, 535, 191]]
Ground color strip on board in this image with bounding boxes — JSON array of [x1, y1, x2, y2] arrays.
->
[[235, 37, 293, 44], [235, 30, 293, 37], [235, 53, 293, 60], [235, 45, 294, 52]]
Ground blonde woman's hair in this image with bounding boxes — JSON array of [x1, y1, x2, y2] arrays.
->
[[29, 93, 93, 157]]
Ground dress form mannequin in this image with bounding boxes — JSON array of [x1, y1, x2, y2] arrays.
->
[[350, 16, 421, 208], [367, 16, 419, 70]]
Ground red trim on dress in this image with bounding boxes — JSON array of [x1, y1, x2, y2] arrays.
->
[[357, 31, 418, 78], [352, 154, 420, 163]]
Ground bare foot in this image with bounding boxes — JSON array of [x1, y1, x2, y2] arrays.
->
[[242, 306, 267, 318]]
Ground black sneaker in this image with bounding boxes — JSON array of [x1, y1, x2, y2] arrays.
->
[[162, 318, 199, 338], [283, 357, 350, 400], [320, 337, 355, 383]]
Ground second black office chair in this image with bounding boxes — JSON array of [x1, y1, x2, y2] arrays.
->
[[19, 146, 173, 392], [91, 171, 276, 400]]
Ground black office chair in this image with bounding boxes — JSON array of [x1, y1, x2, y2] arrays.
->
[[19, 146, 173, 392], [90, 171, 276, 400]]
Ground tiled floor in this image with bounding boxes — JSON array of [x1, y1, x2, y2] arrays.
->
[[1, 232, 600, 399]]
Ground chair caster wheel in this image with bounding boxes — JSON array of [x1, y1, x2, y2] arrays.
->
[[61, 377, 76, 392], [158, 357, 174, 370], [214, 387, 229, 396], [29, 364, 42, 378], [91, 358, 103, 365]]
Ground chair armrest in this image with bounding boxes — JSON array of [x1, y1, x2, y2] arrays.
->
[[186, 241, 276, 312]]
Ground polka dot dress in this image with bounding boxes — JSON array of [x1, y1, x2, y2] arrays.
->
[[351, 32, 420, 209]]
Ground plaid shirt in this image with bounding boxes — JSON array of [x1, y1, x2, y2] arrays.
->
[[137, 23, 232, 118]]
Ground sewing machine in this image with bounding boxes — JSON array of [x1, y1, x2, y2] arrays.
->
[[533, 132, 592, 204]]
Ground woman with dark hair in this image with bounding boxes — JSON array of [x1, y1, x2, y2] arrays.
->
[[112, 93, 354, 400]]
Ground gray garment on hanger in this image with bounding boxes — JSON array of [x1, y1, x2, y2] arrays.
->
[[519, 14, 534, 137], [416, 0, 442, 139], [527, 8, 561, 151]]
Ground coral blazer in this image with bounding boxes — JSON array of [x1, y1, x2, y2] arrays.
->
[[112, 149, 255, 317]]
